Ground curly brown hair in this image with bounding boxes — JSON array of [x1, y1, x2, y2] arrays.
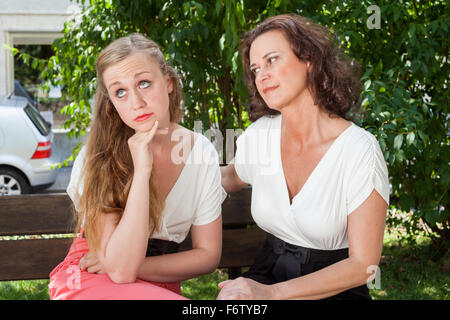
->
[[241, 14, 361, 122]]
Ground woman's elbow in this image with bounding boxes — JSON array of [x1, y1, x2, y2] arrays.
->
[[351, 257, 381, 287], [108, 273, 137, 284], [209, 251, 222, 273], [107, 268, 138, 284], [208, 256, 221, 274], [200, 249, 221, 275]]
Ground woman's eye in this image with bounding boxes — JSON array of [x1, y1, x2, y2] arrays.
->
[[116, 89, 126, 98], [251, 67, 260, 74], [268, 56, 277, 64], [139, 80, 151, 89]]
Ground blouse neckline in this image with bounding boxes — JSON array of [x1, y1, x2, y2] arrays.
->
[[276, 115, 354, 207]]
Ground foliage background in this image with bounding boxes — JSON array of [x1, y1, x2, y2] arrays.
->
[[11, 0, 449, 251]]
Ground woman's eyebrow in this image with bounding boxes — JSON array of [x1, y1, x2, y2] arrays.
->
[[249, 51, 278, 68], [134, 71, 153, 77], [108, 80, 122, 90]]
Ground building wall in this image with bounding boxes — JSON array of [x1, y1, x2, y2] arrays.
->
[[0, 0, 80, 96]]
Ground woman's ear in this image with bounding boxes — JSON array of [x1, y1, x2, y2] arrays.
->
[[166, 75, 174, 94]]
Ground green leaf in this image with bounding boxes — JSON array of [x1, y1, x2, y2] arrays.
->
[[363, 79, 372, 91], [394, 134, 404, 150], [418, 130, 429, 145], [406, 131, 415, 146]]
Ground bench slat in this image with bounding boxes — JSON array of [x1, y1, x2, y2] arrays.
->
[[0, 188, 253, 236], [0, 194, 74, 236], [0, 238, 73, 281], [0, 228, 266, 281]]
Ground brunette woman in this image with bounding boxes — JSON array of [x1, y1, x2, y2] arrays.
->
[[219, 14, 389, 300]]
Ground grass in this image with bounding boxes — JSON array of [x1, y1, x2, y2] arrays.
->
[[369, 228, 449, 300], [1, 228, 448, 300]]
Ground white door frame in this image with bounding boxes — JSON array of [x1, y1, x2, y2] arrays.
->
[[4, 31, 62, 96]]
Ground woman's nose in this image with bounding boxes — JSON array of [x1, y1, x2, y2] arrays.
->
[[130, 88, 145, 110], [256, 68, 270, 82]]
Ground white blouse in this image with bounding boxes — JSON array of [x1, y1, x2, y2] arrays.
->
[[67, 133, 227, 244], [234, 114, 390, 250]]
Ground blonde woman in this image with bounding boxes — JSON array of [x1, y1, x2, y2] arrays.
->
[[48, 33, 225, 300]]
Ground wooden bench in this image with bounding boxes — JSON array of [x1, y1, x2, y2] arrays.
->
[[0, 188, 266, 282]]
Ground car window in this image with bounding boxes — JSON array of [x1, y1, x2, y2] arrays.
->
[[24, 104, 50, 136], [15, 80, 36, 107]]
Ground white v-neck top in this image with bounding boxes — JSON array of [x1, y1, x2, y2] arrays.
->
[[67, 133, 227, 244], [234, 114, 390, 250]]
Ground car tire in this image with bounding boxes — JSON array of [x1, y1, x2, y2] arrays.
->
[[0, 168, 31, 196]]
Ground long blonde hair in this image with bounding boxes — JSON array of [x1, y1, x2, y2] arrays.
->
[[74, 33, 183, 253]]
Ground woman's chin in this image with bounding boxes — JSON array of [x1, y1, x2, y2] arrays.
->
[[265, 102, 283, 112], [131, 118, 159, 133]]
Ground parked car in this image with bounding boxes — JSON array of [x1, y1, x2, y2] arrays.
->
[[0, 95, 58, 196], [14, 80, 38, 109]]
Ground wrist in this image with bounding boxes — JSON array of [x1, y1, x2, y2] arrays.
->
[[270, 282, 283, 300], [133, 167, 152, 178]]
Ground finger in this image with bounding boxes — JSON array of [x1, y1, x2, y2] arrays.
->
[[78, 255, 86, 270], [82, 256, 99, 270], [87, 264, 102, 274], [218, 280, 234, 288], [143, 120, 160, 143], [217, 289, 241, 300]]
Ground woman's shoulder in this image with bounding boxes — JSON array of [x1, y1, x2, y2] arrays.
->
[[237, 114, 281, 145], [246, 114, 281, 132], [177, 128, 220, 166], [71, 145, 88, 174], [342, 122, 385, 165], [346, 122, 380, 149]]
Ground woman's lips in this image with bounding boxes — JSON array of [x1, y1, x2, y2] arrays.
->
[[134, 113, 153, 122], [263, 85, 278, 94]]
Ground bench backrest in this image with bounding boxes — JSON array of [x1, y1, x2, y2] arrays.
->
[[0, 188, 266, 281]]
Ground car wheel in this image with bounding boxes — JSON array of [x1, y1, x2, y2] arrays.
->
[[0, 168, 31, 196]]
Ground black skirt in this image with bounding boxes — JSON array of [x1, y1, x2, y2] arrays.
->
[[242, 233, 371, 300]]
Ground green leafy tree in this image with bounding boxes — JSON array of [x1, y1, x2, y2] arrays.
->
[[10, 0, 449, 250]]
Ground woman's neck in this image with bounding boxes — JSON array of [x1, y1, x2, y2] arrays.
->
[[151, 121, 176, 157], [279, 91, 330, 148]]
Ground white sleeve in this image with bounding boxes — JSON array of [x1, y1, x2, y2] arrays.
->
[[192, 142, 227, 226], [66, 146, 87, 213], [346, 134, 390, 215], [234, 125, 256, 185]]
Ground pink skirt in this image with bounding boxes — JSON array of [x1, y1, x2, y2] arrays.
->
[[48, 231, 187, 300]]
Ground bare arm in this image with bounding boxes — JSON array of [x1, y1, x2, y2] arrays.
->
[[221, 160, 248, 194], [217, 189, 388, 299], [94, 172, 152, 284], [82, 122, 164, 284], [271, 190, 387, 299], [136, 215, 223, 282]]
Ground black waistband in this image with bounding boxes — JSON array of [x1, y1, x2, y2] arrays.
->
[[81, 232, 179, 257], [146, 238, 180, 257], [243, 233, 370, 299], [267, 233, 349, 264]]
